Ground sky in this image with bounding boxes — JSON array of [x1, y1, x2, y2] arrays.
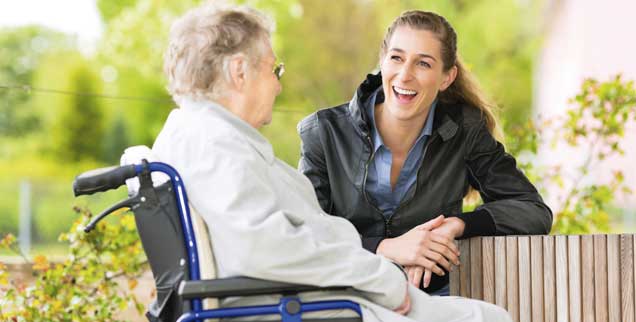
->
[[0, 0, 103, 41]]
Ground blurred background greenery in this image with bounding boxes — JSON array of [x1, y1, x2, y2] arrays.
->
[[0, 0, 633, 255]]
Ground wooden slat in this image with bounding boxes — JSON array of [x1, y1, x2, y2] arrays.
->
[[621, 235, 635, 322], [531, 236, 544, 322], [608, 234, 621, 321], [450, 240, 460, 296], [568, 235, 581, 322], [495, 236, 507, 309], [449, 266, 460, 296], [470, 237, 483, 300], [544, 235, 556, 322], [595, 235, 609, 322], [518, 237, 531, 322], [582, 235, 596, 322], [506, 237, 519, 322], [453, 234, 636, 322], [556, 235, 569, 322], [459, 239, 471, 297], [482, 237, 495, 304]]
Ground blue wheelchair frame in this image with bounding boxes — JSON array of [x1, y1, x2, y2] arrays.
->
[[74, 161, 362, 322]]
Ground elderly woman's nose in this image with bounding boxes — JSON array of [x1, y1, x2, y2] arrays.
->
[[276, 80, 282, 95]]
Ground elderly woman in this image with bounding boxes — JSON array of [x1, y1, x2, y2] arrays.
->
[[298, 11, 552, 296], [152, 4, 511, 322]]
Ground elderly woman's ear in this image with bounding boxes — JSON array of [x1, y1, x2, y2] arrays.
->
[[228, 54, 248, 90]]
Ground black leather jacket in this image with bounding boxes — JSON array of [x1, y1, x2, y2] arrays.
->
[[297, 73, 552, 292]]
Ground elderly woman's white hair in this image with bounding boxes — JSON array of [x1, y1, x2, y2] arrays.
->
[[164, 3, 274, 102]]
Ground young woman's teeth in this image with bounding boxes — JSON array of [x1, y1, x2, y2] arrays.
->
[[393, 86, 417, 96]]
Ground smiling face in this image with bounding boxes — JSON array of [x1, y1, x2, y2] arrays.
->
[[379, 26, 456, 123]]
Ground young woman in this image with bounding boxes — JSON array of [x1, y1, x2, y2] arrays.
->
[[298, 10, 552, 295]]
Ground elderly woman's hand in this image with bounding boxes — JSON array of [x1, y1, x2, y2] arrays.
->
[[377, 215, 460, 278], [394, 287, 411, 315]]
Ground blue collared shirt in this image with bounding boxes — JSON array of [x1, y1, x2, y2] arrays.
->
[[365, 89, 437, 218]]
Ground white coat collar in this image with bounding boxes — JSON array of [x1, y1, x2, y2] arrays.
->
[[177, 96, 275, 164]]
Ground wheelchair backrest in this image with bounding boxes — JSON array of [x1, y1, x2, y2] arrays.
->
[[121, 146, 218, 321], [133, 180, 190, 321]]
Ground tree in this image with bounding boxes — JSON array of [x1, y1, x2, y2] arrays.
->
[[102, 116, 130, 164], [0, 26, 73, 136], [52, 63, 105, 162]]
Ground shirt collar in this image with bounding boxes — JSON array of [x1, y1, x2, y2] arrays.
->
[[176, 96, 275, 164], [366, 89, 438, 153]]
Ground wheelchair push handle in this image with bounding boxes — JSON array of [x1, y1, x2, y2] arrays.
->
[[73, 164, 137, 196]]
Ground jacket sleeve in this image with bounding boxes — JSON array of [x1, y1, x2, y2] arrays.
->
[[297, 114, 333, 214], [184, 135, 408, 310], [463, 120, 553, 235]]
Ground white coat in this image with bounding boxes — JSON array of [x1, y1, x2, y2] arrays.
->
[[151, 97, 512, 322]]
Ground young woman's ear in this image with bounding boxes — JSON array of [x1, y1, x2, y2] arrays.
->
[[440, 65, 458, 91], [228, 54, 248, 90]]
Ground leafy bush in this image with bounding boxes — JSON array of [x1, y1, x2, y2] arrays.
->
[[508, 75, 636, 234], [0, 207, 147, 321]]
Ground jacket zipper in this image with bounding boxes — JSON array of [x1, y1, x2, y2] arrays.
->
[[362, 133, 440, 237], [362, 135, 390, 230], [390, 133, 440, 219]]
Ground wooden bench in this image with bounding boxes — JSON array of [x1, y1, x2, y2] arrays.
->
[[449, 235, 635, 322]]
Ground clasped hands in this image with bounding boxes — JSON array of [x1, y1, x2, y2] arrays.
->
[[377, 215, 464, 289]]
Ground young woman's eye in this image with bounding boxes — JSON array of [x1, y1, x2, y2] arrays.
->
[[390, 55, 402, 62]]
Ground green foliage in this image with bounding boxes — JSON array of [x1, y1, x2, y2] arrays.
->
[[273, 0, 384, 108], [0, 207, 147, 321], [95, 0, 190, 146], [98, 0, 198, 79], [52, 63, 105, 162], [102, 69, 172, 146], [102, 116, 131, 164], [0, 183, 19, 237], [508, 75, 636, 234], [97, 0, 140, 23], [0, 26, 73, 136]]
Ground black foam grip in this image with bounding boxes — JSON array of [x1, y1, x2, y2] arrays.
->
[[73, 165, 137, 196]]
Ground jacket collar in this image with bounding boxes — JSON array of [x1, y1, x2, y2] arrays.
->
[[348, 72, 383, 138], [177, 96, 275, 164], [349, 72, 459, 142]]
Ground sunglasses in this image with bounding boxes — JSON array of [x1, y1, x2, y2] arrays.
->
[[273, 62, 285, 80]]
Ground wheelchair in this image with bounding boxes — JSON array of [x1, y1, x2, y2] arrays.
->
[[73, 159, 363, 322]]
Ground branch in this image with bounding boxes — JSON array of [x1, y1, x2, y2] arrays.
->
[[558, 133, 602, 214]]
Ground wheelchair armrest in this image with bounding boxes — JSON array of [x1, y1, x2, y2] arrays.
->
[[178, 276, 353, 299]]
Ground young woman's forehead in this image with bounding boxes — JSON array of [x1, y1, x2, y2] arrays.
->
[[387, 27, 442, 58]]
